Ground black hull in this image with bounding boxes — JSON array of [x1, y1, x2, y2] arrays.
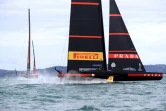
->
[[94, 74, 162, 81], [58, 70, 163, 81]]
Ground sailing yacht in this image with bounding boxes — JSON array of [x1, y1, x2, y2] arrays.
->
[[20, 9, 38, 78], [57, 0, 163, 82]]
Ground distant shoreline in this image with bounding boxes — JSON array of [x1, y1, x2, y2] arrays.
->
[[0, 65, 166, 77]]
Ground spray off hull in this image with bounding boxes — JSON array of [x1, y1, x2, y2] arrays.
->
[[20, 73, 39, 78]]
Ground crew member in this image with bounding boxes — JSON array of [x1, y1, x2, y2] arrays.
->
[[55, 67, 62, 74]]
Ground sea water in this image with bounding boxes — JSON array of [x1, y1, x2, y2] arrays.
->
[[0, 75, 166, 111]]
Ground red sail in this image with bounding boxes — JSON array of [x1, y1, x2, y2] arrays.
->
[[32, 40, 36, 74], [33, 59, 36, 74], [27, 9, 31, 75]]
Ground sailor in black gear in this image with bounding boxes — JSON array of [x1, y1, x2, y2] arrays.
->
[[55, 67, 62, 74]]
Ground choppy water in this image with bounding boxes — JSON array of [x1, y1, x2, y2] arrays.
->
[[0, 75, 166, 111]]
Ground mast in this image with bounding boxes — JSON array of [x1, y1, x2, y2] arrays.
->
[[108, 0, 145, 72], [32, 40, 36, 74], [99, 0, 107, 70], [67, 0, 106, 72], [27, 9, 31, 75]]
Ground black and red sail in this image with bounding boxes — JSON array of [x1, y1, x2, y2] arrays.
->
[[67, 0, 107, 72], [108, 0, 145, 72]]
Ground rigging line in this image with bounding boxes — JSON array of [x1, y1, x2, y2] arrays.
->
[[60, 33, 68, 67], [62, 34, 68, 67]]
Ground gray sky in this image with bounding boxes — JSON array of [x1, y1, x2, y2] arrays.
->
[[0, 0, 166, 70]]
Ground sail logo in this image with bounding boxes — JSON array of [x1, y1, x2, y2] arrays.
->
[[128, 74, 163, 77], [109, 54, 139, 59], [68, 51, 103, 61]]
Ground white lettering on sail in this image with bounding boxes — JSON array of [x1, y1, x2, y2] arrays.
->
[[125, 54, 129, 58], [120, 54, 123, 58], [135, 55, 139, 58], [130, 54, 134, 58], [109, 54, 140, 59], [114, 54, 118, 58], [144, 74, 162, 77], [129, 74, 163, 77]]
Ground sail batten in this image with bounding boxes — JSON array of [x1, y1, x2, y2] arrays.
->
[[109, 33, 129, 36], [109, 50, 137, 52], [109, 14, 121, 16], [71, 2, 99, 5], [69, 35, 102, 38]]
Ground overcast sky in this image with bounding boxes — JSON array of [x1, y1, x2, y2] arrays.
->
[[0, 0, 166, 70]]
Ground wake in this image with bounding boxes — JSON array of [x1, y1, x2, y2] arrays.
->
[[1, 74, 108, 85]]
